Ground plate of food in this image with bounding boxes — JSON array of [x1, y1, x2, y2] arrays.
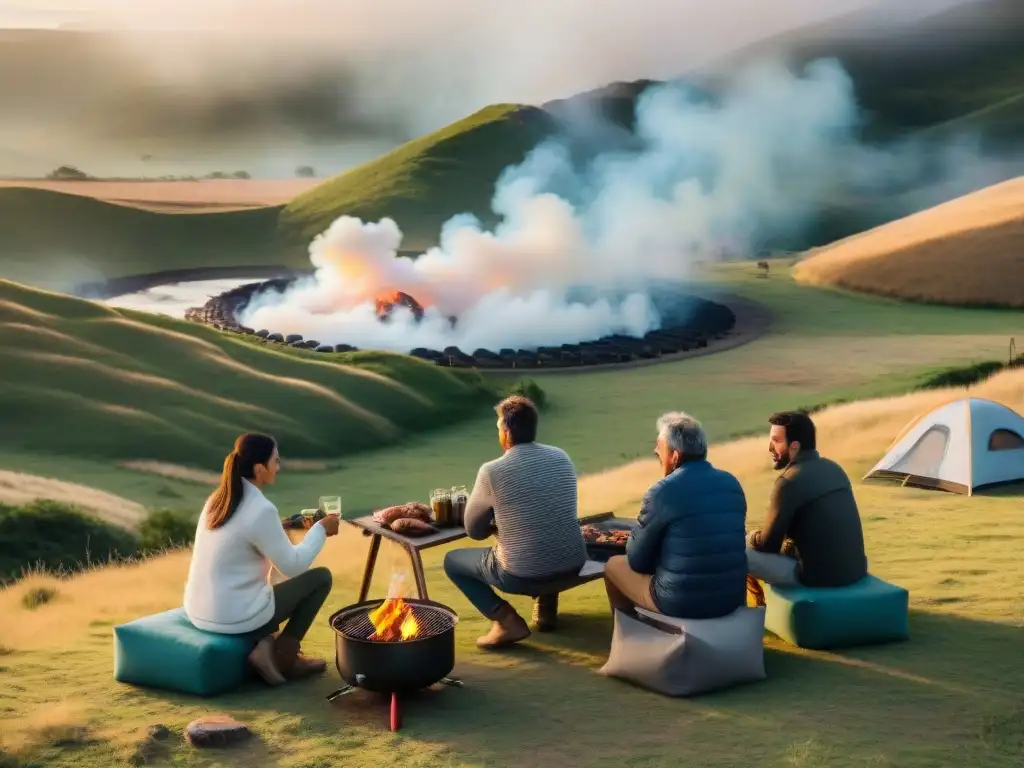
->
[[581, 518, 636, 559]]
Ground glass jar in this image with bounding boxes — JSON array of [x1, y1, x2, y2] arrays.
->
[[430, 488, 453, 526], [451, 485, 468, 526]]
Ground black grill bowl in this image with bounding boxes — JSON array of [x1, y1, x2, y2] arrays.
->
[[329, 598, 459, 693]]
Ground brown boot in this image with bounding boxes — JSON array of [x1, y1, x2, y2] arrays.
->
[[477, 601, 531, 650], [273, 635, 327, 680], [532, 594, 558, 632], [746, 575, 766, 608], [248, 635, 287, 686]]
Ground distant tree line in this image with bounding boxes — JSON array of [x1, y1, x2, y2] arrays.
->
[[41, 164, 319, 181]]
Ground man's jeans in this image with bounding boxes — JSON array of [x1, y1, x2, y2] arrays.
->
[[746, 549, 801, 586], [443, 547, 574, 619], [745, 530, 801, 587]]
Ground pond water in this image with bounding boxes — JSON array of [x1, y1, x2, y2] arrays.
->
[[105, 278, 257, 318]]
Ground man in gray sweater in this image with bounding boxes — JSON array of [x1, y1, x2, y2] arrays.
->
[[443, 396, 587, 649]]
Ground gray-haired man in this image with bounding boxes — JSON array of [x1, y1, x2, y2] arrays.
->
[[603, 412, 748, 619]]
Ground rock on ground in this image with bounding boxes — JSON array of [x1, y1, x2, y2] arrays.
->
[[184, 715, 252, 748]]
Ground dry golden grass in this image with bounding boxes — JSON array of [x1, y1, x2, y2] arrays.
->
[[0, 469, 145, 530], [580, 364, 1024, 512], [0, 179, 320, 212], [0, 526, 371, 652], [0, 701, 91, 757], [793, 176, 1024, 307]]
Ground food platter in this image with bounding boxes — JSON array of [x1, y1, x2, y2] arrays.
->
[[581, 518, 637, 561], [372, 502, 440, 535]]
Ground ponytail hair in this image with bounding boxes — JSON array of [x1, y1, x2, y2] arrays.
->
[[206, 432, 277, 529]]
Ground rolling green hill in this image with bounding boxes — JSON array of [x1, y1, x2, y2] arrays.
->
[[278, 103, 559, 253], [0, 187, 289, 289], [0, 279, 497, 467], [710, 0, 1024, 141], [0, 105, 558, 287]]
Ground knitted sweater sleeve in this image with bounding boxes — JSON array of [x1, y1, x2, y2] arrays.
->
[[247, 499, 327, 578], [463, 463, 496, 540]]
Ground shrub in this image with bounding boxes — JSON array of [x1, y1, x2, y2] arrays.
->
[[507, 378, 548, 410], [138, 509, 195, 554], [796, 400, 847, 415], [22, 586, 57, 610], [918, 360, 1006, 390], [0, 500, 139, 584]]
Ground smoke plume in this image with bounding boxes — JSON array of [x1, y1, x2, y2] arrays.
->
[[240, 56, 1019, 353]]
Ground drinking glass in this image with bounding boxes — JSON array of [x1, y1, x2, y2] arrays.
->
[[430, 487, 452, 526], [319, 495, 342, 517]]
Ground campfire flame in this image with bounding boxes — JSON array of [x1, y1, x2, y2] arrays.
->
[[368, 596, 420, 641]]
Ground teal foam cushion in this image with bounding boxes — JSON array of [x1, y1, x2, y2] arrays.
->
[[764, 575, 909, 650], [113, 608, 255, 696]]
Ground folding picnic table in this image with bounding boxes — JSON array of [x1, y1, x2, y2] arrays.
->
[[345, 511, 622, 601]]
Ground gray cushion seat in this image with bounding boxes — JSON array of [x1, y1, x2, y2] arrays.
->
[[600, 605, 767, 696]]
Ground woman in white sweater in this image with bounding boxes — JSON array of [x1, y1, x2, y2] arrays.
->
[[183, 432, 339, 685]]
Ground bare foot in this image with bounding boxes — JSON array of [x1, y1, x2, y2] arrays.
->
[[248, 636, 286, 685]]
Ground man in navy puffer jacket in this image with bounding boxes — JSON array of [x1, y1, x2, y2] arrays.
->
[[603, 411, 748, 619]]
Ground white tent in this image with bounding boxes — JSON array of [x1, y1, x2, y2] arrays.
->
[[864, 397, 1024, 495]]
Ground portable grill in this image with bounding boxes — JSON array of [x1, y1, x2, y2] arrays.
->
[[326, 598, 462, 732]]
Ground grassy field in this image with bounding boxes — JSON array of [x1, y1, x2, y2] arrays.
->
[[1, 365, 1022, 767], [2, 261, 1021, 519], [0, 279, 497, 517], [794, 176, 1024, 308], [3, 7, 1024, 763]]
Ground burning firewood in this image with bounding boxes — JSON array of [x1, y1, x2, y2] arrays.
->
[[368, 595, 421, 641]]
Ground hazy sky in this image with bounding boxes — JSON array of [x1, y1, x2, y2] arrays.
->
[[1, 0, 969, 30], [0, 0, 980, 176], [26, 0, 966, 134]]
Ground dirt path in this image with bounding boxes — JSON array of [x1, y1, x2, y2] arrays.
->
[[509, 292, 773, 376]]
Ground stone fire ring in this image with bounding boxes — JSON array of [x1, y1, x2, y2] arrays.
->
[[183, 276, 740, 371]]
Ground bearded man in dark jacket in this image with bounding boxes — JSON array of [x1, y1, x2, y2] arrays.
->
[[746, 411, 868, 597]]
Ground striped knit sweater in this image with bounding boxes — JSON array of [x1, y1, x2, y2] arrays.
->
[[463, 442, 587, 578]]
